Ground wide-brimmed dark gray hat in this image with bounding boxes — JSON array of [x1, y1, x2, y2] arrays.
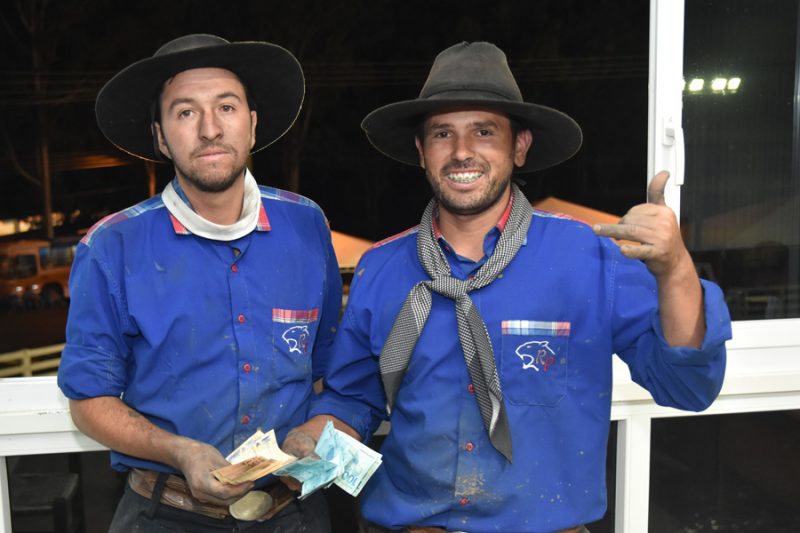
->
[[362, 41, 582, 173], [96, 34, 304, 162]]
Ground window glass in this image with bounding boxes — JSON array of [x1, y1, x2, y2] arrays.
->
[[650, 411, 800, 532], [682, 0, 800, 320]]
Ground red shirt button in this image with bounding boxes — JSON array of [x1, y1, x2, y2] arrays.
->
[[231, 264, 238, 273], [243, 363, 251, 373], [242, 415, 250, 425], [459, 497, 469, 506], [465, 442, 475, 452], [467, 383, 474, 394], [238, 314, 246, 323]]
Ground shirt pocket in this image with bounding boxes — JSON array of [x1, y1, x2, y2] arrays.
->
[[499, 320, 570, 407], [271, 308, 320, 384]]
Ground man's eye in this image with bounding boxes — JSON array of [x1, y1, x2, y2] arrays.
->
[[178, 109, 193, 118], [221, 104, 234, 112], [433, 131, 449, 138], [477, 129, 492, 136]]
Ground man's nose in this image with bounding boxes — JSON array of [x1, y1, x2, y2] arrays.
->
[[199, 111, 223, 140], [451, 135, 475, 161]]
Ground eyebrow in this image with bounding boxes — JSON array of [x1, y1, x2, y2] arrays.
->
[[426, 119, 500, 130], [166, 92, 244, 112]]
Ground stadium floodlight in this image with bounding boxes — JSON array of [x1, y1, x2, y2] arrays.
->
[[688, 78, 705, 92], [711, 78, 728, 92]]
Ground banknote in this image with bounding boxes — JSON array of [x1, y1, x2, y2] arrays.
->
[[213, 429, 297, 484], [314, 421, 383, 496], [214, 423, 382, 497], [274, 456, 339, 499], [225, 429, 268, 463]]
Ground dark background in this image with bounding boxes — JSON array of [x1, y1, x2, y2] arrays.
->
[[0, 0, 649, 241]]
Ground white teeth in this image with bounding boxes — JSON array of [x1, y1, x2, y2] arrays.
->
[[446, 171, 483, 183]]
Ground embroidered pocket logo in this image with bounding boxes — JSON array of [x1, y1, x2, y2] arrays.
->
[[273, 308, 319, 356], [282, 325, 309, 354], [515, 340, 556, 372]]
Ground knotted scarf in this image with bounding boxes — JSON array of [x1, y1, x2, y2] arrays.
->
[[379, 184, 532, 462]]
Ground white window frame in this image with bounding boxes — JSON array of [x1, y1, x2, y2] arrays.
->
[[611, 1, 800, 531], [1, 3, 799, 532]]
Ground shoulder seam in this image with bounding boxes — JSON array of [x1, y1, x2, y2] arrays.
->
[[81, 197, 166, 246], [369, 225, 419, 251]]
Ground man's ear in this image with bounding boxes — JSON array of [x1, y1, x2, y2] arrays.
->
[[249, 110, 257, 150], [153, 122, 171, 160], [414, 136, 426, 169], [513, 129, 533, 168]]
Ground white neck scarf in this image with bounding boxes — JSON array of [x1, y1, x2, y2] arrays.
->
[[162, 169, 261, 242]]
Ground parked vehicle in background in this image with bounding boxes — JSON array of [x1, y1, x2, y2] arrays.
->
[[0, 237, 78, 309]]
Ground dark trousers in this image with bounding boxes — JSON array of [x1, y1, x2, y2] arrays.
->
[[109, 482, 330, 532]]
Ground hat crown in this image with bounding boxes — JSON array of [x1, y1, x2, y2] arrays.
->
[[153, 34, 231, 58], [419, 41, 523, 103]]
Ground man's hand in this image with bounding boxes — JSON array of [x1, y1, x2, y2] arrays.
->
[[279, 427, 321, 491], [279, 415, 362, 492], [593, 171, 693, 279], [593, 170, 705, 347], [174, 439, 254, 506]]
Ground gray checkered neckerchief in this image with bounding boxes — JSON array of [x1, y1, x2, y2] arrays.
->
[[379, 184, 532, 462]]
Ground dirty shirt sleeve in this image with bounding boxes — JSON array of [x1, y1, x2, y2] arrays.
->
[[57, 238, 134, 399], [610, 241, 732, 411]]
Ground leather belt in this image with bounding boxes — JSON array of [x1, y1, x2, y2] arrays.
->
[[127, 468, 295, 521]]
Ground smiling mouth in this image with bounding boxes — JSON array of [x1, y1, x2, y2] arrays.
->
[[445, 171, 484, 184]]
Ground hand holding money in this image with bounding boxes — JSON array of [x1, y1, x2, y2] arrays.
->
[[212, 423, 382, 499], [212, 429, 297, 484], [313, 421, 383, 497], [175, 438, 253, 505]]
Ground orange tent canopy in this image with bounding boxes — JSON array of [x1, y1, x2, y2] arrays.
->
[[532, 197, 634, 246], [531, 196, 621, 226], [331, 230, 373, 271]]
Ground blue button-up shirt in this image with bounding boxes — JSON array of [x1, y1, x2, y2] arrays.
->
[[58, 178, 342, 476], [309, 209, 731, 533]]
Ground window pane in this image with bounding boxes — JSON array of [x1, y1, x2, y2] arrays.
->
[[682, 0, 800, 320], [650, 411, 800, 531]]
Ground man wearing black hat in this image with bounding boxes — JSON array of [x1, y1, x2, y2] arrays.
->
[[286, 42, 731, 533], [57, 34, 340, 531]]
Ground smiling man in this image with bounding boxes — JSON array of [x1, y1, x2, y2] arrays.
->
[[57, 35, 341, 531], [285, 42, 732, 533]]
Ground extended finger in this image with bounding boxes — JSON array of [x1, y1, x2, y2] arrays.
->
[[647, 171, 670, 206], [593, 222, 652, 243]]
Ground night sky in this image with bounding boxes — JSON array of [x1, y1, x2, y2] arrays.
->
[[0, 0, 649, 241]]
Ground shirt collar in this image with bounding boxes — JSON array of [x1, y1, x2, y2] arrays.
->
[[432, 190, 514, 241], [164, 169, 271, 239]]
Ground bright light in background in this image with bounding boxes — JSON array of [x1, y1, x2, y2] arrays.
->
[[711, 78, 728, 92], [688, 78, 705, 92], [683, 76, 742, 94]]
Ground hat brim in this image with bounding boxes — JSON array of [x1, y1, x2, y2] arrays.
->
[[96, 42, 304, 162], [361, 98, 582, 173]]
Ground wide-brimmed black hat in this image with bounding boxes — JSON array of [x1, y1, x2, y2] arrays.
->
[[361, 41, 582, 173], [95, 34, 304, 162]]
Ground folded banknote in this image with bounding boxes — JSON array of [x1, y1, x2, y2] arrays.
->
[[212, 423, 382, 498]]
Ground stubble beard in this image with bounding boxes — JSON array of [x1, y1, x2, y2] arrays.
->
[[427, 163, 512, 217], [171, 142, 246, 193]]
